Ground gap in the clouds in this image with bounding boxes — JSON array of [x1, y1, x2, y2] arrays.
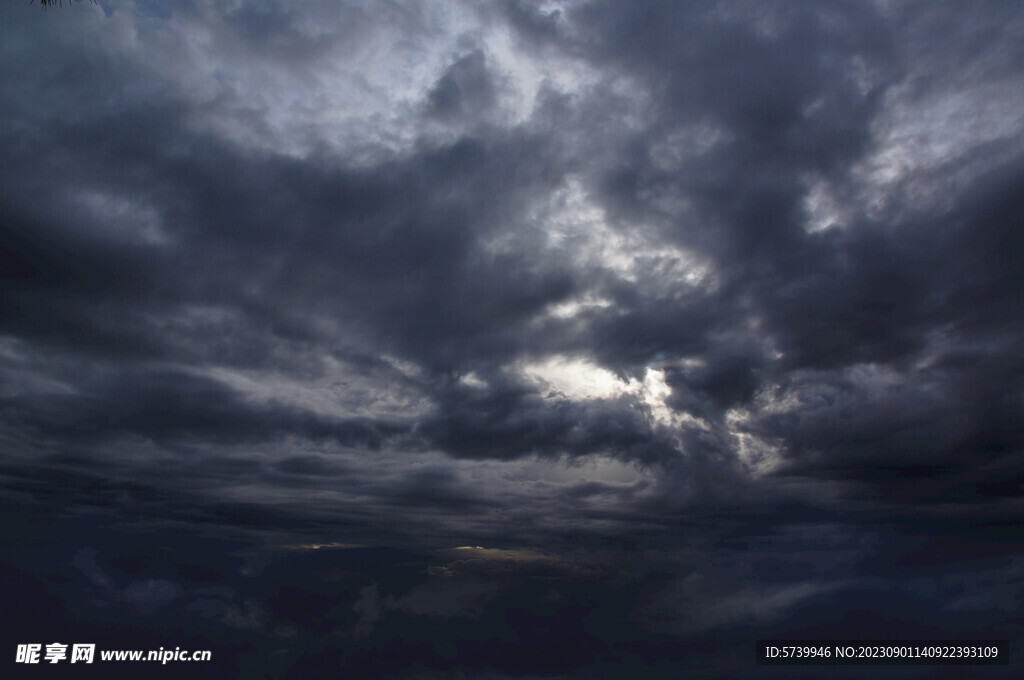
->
[[514, 353, 694, 430], [518, 354, 624, 400]]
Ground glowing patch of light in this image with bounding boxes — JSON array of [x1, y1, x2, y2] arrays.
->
[[279, 541, 361, 551], [516, 356, 704, 431], [447, 546, 553, 563], [640, 367, 679, 428], [458, 372, 488, 389], [519, 355, 625, 400], [726, 407, 782, 475], [543, 295, 613, 320], [802, 177, 847, 233]]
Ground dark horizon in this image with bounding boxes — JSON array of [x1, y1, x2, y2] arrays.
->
[[2, 1, 1022, 678]]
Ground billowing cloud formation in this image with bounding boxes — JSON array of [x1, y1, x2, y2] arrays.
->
[[2, 1, 1023, 677]]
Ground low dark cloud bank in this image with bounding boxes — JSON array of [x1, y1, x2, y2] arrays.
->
[[2, 1, 1023, 677]]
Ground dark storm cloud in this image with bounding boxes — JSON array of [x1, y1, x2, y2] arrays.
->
[[732, 158, 1024, 503], [664, 352, 761, 412], [1, 0, 1020, 539], [5, 367, 397, 447], [3, 1, 1024, 677], [525, 0, 1024, 504], [2, 111, 573, 372], [421, 378, 676, 464], [426, 50, 496, 121]]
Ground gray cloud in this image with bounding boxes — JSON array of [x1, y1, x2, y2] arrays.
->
[[3, 1, 1024, 677]]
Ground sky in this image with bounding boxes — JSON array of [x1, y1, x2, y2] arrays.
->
[[1, 1, 1023, 677]]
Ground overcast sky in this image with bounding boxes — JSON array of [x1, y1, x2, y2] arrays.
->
[[2, 1, 1023, 678]]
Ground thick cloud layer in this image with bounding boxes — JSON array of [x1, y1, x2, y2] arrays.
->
[[2, 1, 1023, 677]]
